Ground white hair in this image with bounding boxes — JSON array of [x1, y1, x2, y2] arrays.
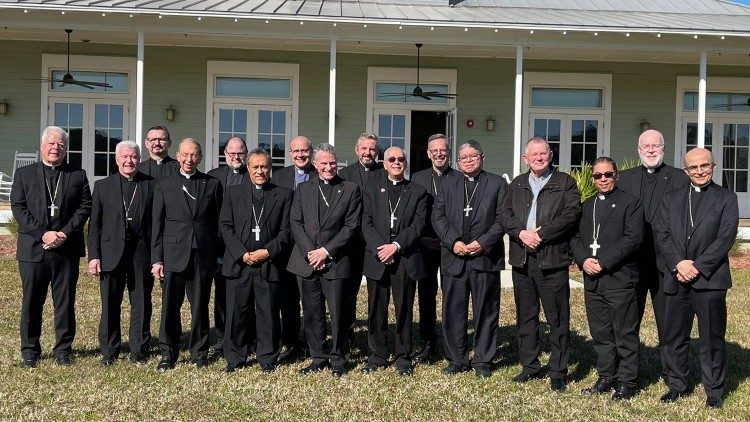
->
[[40, 126, 69, 145], [115, 140, 140, 156]]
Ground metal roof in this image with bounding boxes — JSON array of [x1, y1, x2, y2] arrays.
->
[[2, 0, 750, 33]]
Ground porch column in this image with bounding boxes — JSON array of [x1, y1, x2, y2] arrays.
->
[[136, 31, 144, 150], [328, 38, 337, 146], [513, 45, 524, 176], [698, 51, 707, 148]]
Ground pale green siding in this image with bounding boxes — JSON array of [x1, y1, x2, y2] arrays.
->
[[1, 40, 749, 178]]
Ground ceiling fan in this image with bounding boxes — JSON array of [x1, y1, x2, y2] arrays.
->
[[39, 29, 113, 89], [380, 43, 457, 101]]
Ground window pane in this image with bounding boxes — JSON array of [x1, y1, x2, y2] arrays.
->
[[548, 119, 561, 143], [723, 146, 735, 169], [738, 124, 749, 147], [69, 128, 83, 151], [234, 110, 247, 133], [571, 143, 583, 166], [393, 115, 406, 137], [533, 119, 547, 138], [110, 105, 123, 128], [273, 111, 286, 133], [379, 115, 391, 136], [723, 170, 735, 191], [258, 134, 271, 151], [737, 171, 748, 192], [70, 103, 83, 126], [54, 103, 68, 126], [110, 129, 123, 149], [219, 109, 233, 132], [94, 153, 108, 176], [571, 120, 584, 143], [258, 111, 271, 134], [215, 77, 291, 99], [95, 104, 108, 128], [531, 88, 602, 108], [95, 130, 108, 151], [67, 152, 82, 169], [738, 147, 749, 169], [685, 91, 750, 112], [51, 71, 128, 93]]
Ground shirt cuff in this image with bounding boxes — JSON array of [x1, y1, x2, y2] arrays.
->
[[393, 242, 402, 251]]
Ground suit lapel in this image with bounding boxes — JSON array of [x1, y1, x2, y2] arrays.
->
[[57, 166, 70, 215], [395, 182, 412, 229], [136, 175, 149, 226], [322, 183, 344, 225], [35, 163, 48, 218], [648, 167, 669, 221], [260, 187, 278, 226], [113, 175, 125, 221], [597, 192, 617, 231], [690, 184, 718, 234], [469, 173, 488, 225], [194, 174, 207, 218]]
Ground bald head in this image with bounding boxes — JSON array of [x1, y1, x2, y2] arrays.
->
[[224, 136, 247, 169], [683, 147, 715, 188], [289, 135, 312, 169], [684, 147, 713, 167]]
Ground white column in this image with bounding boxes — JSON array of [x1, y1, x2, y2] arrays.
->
[[513, 45, 524, 176], [698, 51, 707, 148], [328, 38, 337, 145], [136, 31, 145, 151]]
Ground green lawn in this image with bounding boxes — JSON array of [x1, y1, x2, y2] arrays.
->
[[1, 257, 749, 420]]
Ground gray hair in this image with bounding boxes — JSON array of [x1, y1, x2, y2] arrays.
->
[[40, 126, 69, 145], [246, 148, 271, 166], [427, 134, 450, 151], [115, 140, 140, 157], [178, 138, 203, 156], [458, 140, 483, 156], [525, 137, 551, 155], [225, 136, 248, 152], [638, 129, 665, 147], [384, 146, 407, 162], [356, 132, 379, 149], [313, 142, 337, 161]]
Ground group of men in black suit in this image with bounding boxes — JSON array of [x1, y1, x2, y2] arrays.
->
[[12, 125, 738, 407]]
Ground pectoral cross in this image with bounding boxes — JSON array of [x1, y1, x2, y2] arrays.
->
[[390, 214, 397, 229], [49, 203, 58, 218], [589, 239, 600, 256], [252, 225, 261, 242], [463, 205, 473, 217]]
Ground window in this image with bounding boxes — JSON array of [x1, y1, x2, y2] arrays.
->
[[50, 71, 128, 93], [683, 92, 750, 112], [531, 88, 603, 109], [215, 77, 291, 99]]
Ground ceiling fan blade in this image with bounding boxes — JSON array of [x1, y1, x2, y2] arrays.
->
[[72, 81, 97, 89], [380, 92, 410, 96], [78, 80, 113, 88], [427, 93, 458, 98], [419, 94, 432, 101]]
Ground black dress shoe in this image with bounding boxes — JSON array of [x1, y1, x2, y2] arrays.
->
[[581, 378, 612, 395], [278, 346, 304, 364], [100, 357, 117, 367], [157, 357, 175, 371], [413, 350, 438, 365], [224, 361, 246, 373], [209, 342, 224, 357], [474, 366, 492, 379], [396, 364, 413, 376], [706, 396, 723, 409], [20, 357, 38, 368], [194, 357, 209, 369], [331, 365, 347, 377], [299, 362, 329, 376], [361, 362, 386, 374], [129, 354, 148, 364], [442, 362, 470, 375], [612, 384, 635, 401], [55, 354, 74, 366], [660, 388, 681, 403], [550, 377, 567, 392], [512, 371, 543, 383], [260, 363, 276, 373]]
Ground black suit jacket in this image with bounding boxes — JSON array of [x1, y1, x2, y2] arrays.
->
[[136, 156, 179, 180], [654, 183, 738, 293], [207, 165, 248, 257], [219, 182, 293, 280], [617, 163, 689, 271], [151, 171, 223, 272], [432, 170, 508, 276], [571, 188, 644, 291], [88, 172, 155, 272], [361, 179, 429, 280], [11, 162, 91, 261], [271, 164, 317, 191], [338, 161, 386, 187], [287, 177, 362, 279], [411, 166, 452, 246]]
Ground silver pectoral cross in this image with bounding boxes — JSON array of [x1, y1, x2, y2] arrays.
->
[[49, 203, 58, 217], [463, 205, 473, 217], [390, 214, 397, 229], [252, 225, 261, 242], [589, 239, 600, 256]]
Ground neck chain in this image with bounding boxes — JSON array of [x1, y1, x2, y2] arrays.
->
[[592, 196, 602, 243], [252, 199, 265, 234], [688, 186, 696, 228], [123, 183, 139, 221], [464, 179, 479, 207], [388, 191, 403, 230], [44, 169, 61, 215]]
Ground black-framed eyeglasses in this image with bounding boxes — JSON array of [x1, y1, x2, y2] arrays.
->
[[386, 156, 406, 163], [592, 171, 615, 180], [685, 163, 714, 174]]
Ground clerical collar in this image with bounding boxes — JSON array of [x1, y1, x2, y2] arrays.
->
[[530, 167, 553, 181], [252, 182, 265, 190], [433, 166, 449, 177], [120, 173, 136, 182], [319, 176, 336, 185], [360, 162, 372, 171], [42, 160, 59, 170], [643, 163, 663, 174], [232, 168, 240, 174], [388, 177, 404, 185], [153, 156, 168, 165], [691, 182, 710, 192], [296, 163, 312, 174], [465, 172, 480, 182], [180, 170, 196, 179]]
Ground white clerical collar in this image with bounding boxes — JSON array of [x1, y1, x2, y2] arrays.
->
[[121, 173, 135, 182], [597, 194, 605, 200], [388, 176, 404, 185], [232, 168, 240, 174], [691, 183, 708, 192], [296, 167, 306, 175], [319, 177, 331, 185], [180, 170, 196, 179], [467, 177, 475, 181], [42, 160, 58, 170], [253, 183, 263, 190]]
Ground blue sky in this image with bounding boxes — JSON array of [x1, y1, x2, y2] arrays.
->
[[732, 0, 750, 4]]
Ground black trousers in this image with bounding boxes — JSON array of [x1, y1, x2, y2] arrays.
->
[[512, 256, 570, 379], [98, 240, 153, 359], [441, 268, 499, 370], [280, 270, 303, 349], [19, 251, 80, 359], [299, 275, 348, 367], [417, 248, 440, 354], [225, 267, 281, 367], [211, 267, 227, 345], [159, 250, 213, 362], [366, 260, 417, 367], [663, 284, 727, 398], [585, 284, 639, 388], [345, 246, 365, 349], [635, 262, 668, 376]]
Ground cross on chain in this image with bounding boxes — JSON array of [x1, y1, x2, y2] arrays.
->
[[252, 225, 261, 242], [463, 205, 473, 217]]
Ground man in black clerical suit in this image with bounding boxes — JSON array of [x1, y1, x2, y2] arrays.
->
[[151, 138, 223, 370], [136, 125, 179, 180], [219, 149, 293, 373], [287, 143, 362, 377], [432, 140, 507, 379], [11, 126, 91, 368], [571, 157, 643, 401], [654, 147, 738, 409], [206, 136, 249, 357], [410, 133, 452, 364], [501, 137, 581, 392], [616, 129, 688, 379], [337, 132, 386, 353], [88, 140, 156, 366], [361, 146, 429, 377], [271, 135, 317, 362]]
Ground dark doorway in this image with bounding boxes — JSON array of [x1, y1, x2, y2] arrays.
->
[[410, 110, 447, 176]]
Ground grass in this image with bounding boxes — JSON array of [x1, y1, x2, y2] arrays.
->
[[1, 257, 750, 420]]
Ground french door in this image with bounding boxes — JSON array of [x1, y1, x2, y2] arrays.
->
[[48, 97, 129, 181], [529, 114, 604, 172]]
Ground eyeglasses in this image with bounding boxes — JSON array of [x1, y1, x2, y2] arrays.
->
[[638, 144, 664, 151], [684, 163, 714, 174], [592, 171, 615, 180], [147, 138, 168, 143], [386, 156, 406, 163], [225, 152, 245, 157], [458, 154, 481, 163]]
